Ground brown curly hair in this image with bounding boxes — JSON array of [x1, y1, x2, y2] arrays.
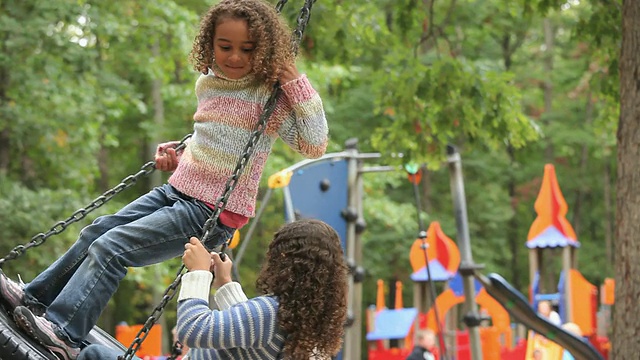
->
[[189, 0, 294, 86], [256, 219, 348, 359]]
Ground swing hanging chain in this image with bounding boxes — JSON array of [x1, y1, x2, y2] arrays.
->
[[199, 87, 281, 249], [120, 1, 315, 358], [200, 0, 316, 245], [291, 0, 316, 54], [124, 79, 282, 360], [275, 0, 289, 12], [119, 264, 187, 360], [115, 111, 280, 359], [0, 134, 192, 268], [0, 0, 313, 267]]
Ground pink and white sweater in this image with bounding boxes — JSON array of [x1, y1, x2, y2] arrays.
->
[[168, 68, 328, 218]]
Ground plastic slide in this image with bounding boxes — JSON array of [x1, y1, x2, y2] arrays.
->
[[476, 273, 603, 360]]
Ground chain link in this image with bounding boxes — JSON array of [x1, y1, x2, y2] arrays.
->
[[275, 0, 289, 12], [0, 134, 192, 267], [120, 265, 187, 360], [291, 0, 317, 54], [120, 1, 317, 358], [120, 87, 283, 360]]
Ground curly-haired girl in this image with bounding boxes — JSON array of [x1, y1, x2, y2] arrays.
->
[[4, 0, 328, 358], [78, 219, 348, 359]]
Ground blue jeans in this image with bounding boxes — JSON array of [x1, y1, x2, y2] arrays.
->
[[23, 184, 235, 345], [77, 344, 141, 360]]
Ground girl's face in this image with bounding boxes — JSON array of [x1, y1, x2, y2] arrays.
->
[[213, 18, 255, 79]]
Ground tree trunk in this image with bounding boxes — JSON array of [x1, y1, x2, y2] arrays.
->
[[543, 18, 554, 161], [500, 30, 526, 291], [571, 91, 594, 235], [603, 161, 613, 264], [507, 145, 521, 290], [613, 1, 640, 358], [0, 41, 9, 175], [148, 39, 164, 190], [149, 39, 168, 354], [0, 128, 9, 176], [97, 136, 110, 192], [96, 38, 110, 192]]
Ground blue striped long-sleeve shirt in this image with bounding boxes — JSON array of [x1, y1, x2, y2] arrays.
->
[[177, 271, 286, 360]]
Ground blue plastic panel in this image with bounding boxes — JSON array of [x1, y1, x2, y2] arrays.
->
[[366, 308, 418, 340], [286, 158, 349, 248]]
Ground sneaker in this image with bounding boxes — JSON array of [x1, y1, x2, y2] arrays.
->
[[0, 270, 45, 316], [0, 270, 27, 311], [13, 306, 80, 360]]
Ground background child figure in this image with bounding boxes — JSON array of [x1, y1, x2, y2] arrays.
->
[[537, 300, 562, 326], [532, 349, 543, 360], [0, 0, 328, 358], [78, 219, 349, 360], [560, 322, 583, 360], [406, 329, 439, 360]]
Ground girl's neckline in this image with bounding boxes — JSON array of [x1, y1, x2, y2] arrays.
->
[[207, 63, 256, 84]]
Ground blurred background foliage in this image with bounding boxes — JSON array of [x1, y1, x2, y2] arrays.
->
[[0, 0, 620, 354]]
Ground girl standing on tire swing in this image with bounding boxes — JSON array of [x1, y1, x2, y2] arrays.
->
[[0, 0, 328, 358]]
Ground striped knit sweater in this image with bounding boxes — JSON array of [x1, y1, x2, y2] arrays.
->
[[177, 271, 285, 360], [168, 66, 328, 218]]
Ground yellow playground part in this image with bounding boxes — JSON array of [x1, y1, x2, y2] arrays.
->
[[524, 330, 563, 359]]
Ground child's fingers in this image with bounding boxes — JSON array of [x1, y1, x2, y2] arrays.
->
[[155, 148, 178, 171], [189, 237, 208, 252], [211, 252, 223, 264]]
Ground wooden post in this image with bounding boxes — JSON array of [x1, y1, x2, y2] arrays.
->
[[562, 247, 572, 323]]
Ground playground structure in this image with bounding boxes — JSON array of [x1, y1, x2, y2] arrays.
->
[[363, 163, 613, 359], [525, 164, 612, 359], [106, 142, 613, 360], [365, 222, 523, 360], [103, 141, 614, 360], [237, 140, 388, 360], [233, 140, 605, 360]]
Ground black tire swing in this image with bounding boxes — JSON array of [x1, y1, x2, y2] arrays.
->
[[0, 1, 315, 358]]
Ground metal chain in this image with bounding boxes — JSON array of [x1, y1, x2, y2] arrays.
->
[[275, 0, 289, 12], [123, 86, 282, 360], [120, 0, 316, 358], [0, 135, 192, 268], [291, 0, 317, 55], [119, 265, 187, 360]]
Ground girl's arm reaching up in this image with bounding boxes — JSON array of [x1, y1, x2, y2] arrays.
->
[[176, 271, 278, 350], [177, 238, 279, 350], [275, 64, 329, 159]]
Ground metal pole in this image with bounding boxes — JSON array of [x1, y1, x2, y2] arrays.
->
[[446, 145, 483, 360], [359, 165, 398, 174], [352, 155, 364, 360], [234, 187, 273, 268], [344, 144, 360, 360], [283, 185, 296, 223]]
